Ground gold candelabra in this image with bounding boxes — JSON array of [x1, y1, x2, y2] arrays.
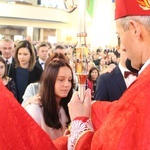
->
[[75, 32, 89, 101]]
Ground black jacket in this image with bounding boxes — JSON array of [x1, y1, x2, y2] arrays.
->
[[94, 65, 127, 101]]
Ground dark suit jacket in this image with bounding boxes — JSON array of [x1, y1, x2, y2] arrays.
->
[[7, 57, 15, 77], [35, 60, 43, 71], [94, 65, 127, 101]]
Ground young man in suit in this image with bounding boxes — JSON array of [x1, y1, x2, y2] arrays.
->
[[94, 41, 138, 101], [36, 42, 49, 71]]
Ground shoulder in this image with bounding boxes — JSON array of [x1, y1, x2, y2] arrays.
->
[[27, 82, 40, 90], [31, 65, 43, 74], [33, 65, 42, 70], [6, 77, 15, 84], [25, 103, 42, 112], [98, 72, 113, 81], [24, 104, 43, 125], [98, 66, 120, 79]]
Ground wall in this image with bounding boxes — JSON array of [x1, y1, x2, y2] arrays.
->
[[0, 0, 117, 48], [87, 0, 117, 49], [0, 1, 78, 43]]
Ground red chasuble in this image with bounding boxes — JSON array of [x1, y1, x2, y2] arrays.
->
[[0, 79, 59, 150], [1, 65, 150, 149], [73, 65, 150, 149]]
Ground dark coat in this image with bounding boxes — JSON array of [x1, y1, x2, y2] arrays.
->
[[9, 65, 43, 103], [35, 60, 44, 71], [94, 65, 127, 101]]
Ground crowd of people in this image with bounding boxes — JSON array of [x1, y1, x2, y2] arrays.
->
[[0, 35, 123, 103], [0, 35, 127, 140], [1, 0, 150, 148], [0, 29, 138, 141]]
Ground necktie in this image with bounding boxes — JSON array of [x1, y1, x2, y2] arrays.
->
[[5, 59, 9, 64], [124, 71, 138, 78], [41, 62, 44, 66], [41, 62, 45, 70]]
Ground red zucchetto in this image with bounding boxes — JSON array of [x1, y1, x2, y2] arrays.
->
[[115, 0, 150, 20]]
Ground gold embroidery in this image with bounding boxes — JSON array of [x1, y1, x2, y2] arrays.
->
[[137, 0, 150, 10]]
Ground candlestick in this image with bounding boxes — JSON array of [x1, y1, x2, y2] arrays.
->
[[75, 0, 88, 102]]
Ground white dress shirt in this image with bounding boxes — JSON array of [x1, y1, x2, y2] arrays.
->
[[38, 58, 45, 70], [2, 56, 13, 64], [119, 63, 137, 88]]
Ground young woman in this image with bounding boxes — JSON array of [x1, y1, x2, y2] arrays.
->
[[22, 52, 69, 105], [0, 56, 17, 99], [9, 40, 43, 103], [23, 60, 74, 140], [86, 67, 99, 100]]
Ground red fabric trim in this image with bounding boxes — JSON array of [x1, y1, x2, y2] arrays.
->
[[74, 117, 89, 122]]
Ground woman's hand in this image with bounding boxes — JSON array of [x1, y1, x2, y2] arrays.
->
[[22, 94, 42, 108]]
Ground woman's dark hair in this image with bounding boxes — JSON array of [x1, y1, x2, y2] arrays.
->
[[0, 56, 7, 78], [14, 40, 36, 71], [88, 67, 99, 81], [40, 60, 73, 129]]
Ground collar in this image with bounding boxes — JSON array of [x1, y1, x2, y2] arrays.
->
[[2, 56, 13, 64], [139, 59, 150, 75], [119, 63, 130, 77], [38, 58, 45, 64]]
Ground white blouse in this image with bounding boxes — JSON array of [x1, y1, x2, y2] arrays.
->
[[25, 104, 69, 140]]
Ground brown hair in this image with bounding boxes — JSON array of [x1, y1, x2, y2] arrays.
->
[[14, 40, 36, 71], [45, 52, 69, 68], [36, 42, 48, 52], [0, 56, 7, 78], [88, 67, 99, 81], [40, 60, 73, 129]]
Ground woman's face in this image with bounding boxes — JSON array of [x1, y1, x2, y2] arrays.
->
[[17, 48, 31, 67], [0, 61, 5, 78], [55, 66, 72, 101], [91, 69, 99, 81]]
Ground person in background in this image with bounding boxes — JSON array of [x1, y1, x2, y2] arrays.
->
[[55, 45, 65, 54], [0, 40, 2, 56], [98, 58, 108, 74], [25, 35, 37, 57], [23, 60, 74, 140], [92, 53, 100, 67], [67, 0, 150, 149], [46, 42, 52, 57], [87, 61, 96, 72], [86, 67, 99, 100], [9, 40, 42, 103], [0, 56, 17, 99], [0, 38, 15, 77], [36, 42, 49, 71]]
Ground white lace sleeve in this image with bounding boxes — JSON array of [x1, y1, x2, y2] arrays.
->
[[68, 118, 94, 150]]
